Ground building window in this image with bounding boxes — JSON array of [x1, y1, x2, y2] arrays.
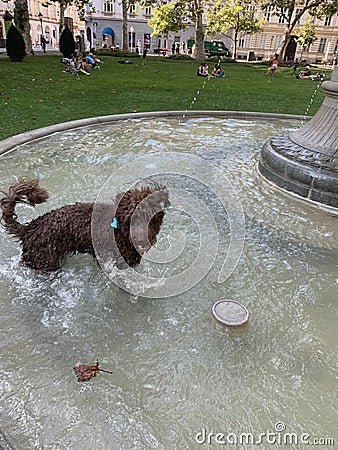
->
[[334, 39, 338, 54], [295, 8, 303, 24], [279, 7, 288, 23], [104, 2, 114, 13], [324, 16, 331, 26], [268, 35, 275, 51], [264, 6, 273, 21], [239, 36, 250, 48], [145, 6, 151, 16], [318, 38, 326, 53], [275, 35, 283, 50], [129, 4, 136, 14], [239, 37, 245, 48], [64, 17, 73, 32], [260, 34, 267, 49]]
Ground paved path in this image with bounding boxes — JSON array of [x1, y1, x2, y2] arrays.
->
[[0, 47, 62, 56]]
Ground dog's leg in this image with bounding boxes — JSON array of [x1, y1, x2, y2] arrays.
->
[[22, 246, 60, 272]]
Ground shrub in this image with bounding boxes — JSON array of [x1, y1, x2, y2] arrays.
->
[[96, 49, 141, 58], [168, 54, 193, 60], [207, 57, 237, 64], [59, 25, 76, 58], [6, 24, 26, 62]]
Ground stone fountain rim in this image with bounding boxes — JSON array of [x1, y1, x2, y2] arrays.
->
[[0, 110, 307, 155], [2, 109, 335, 215]]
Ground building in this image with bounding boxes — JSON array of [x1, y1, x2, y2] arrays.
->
[[236, 7, 338, 63], [1, 0, 338, 63], [0, 0, 84, 50], [83, 2, 199, 55], [84, 1, 338, 63]]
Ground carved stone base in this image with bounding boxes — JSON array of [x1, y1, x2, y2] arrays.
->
[[259, 66, 338, 208], [258, 138, 338, 207]]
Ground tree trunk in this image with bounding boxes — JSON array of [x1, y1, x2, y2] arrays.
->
[[278, 28, 291, 61], [59, 4, 65, 35], [233, 28, 238, 60], [122, 0, 128, 51], [14, 0, 34, 55], [193, 6, 205, 59]]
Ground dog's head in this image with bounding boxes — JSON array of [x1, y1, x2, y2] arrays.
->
[[114, 187, 170, 254]]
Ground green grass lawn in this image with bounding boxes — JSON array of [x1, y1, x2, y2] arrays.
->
[[0, 55, 330, 141]]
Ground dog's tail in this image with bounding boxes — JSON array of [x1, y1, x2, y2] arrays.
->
[[0, 179, 49, 239]]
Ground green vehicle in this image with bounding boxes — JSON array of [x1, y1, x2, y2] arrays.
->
[[187, 39, 231, 57]]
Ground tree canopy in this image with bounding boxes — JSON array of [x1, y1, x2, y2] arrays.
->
[[261, 0, 338, 59], [148, 0, 208, 59], [295, 18, 316, 51], [207, 0, 264, 59], [148, 3, 189, 35]]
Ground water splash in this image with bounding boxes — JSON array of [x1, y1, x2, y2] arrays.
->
[[181, 79, 209, 121], [301, 77, 324, 125], [188, 79, 209, 110]]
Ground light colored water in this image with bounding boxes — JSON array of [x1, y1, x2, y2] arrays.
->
[[0, 117, 337, 449]]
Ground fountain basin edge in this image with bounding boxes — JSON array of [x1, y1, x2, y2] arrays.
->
[[0, 110, 308, 155]]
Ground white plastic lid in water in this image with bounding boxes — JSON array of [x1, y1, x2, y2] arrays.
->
[[212, 300, 249, 327]]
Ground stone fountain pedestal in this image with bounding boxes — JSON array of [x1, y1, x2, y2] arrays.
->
[[258, 66, 338, 208]]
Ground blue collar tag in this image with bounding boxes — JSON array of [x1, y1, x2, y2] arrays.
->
[[111, 218, 118, 229]]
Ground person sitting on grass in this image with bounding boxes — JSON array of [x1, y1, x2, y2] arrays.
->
[[212, 63, 224, 77], [83, 53, 101, 69], [297, 71, 322, 81], [296, 66, 311, 78], [69, 52, 90, 76], [90, 49, 102, 63], [197, 62, 211, 77]]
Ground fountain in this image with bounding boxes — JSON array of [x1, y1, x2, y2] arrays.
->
[[259, 66, 338, 208], [0, 107, 337, 446]]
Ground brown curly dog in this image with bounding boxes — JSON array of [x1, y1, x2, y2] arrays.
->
[[1, 179, 169, 271]]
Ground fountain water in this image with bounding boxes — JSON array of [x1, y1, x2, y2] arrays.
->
[[0, 114, 337, 449]]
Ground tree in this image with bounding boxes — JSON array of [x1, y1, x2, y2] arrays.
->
[[12, 0, 93, 57], [193, 0, 206, 59], [295, 18, 316, 60], [207, 0, 264, 59], [148, 3, 188, 35], [122, 0, 129, 50], [13, 0, 33, 55], [6, 23, 26, 61], [148, 0, 208, 59], [104, 0, 158, 51], [59, 24, 76, 57], [261, 0, 338, 60], [51, 0, 94, 34]]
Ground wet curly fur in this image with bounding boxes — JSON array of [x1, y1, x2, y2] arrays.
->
[[0, 179, 169, 272]]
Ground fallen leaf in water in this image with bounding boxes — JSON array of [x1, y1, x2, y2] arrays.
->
[[74, 362, 99, 382], [73, 361, 113, 383]]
